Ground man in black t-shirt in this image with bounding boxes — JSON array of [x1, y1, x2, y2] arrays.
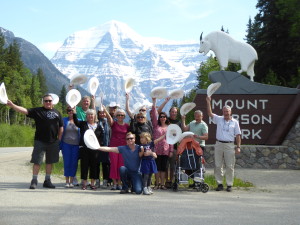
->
[[7, 94, 63, 189]]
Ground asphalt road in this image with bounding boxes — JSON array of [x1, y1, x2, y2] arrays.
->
[[0, 147, 299, 225]]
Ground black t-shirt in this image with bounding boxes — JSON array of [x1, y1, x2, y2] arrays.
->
[[27, 107, 63, 143]]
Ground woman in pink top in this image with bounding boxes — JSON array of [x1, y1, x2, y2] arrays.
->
[[103, 106, 129, 190], [151, 98, 173, 190]]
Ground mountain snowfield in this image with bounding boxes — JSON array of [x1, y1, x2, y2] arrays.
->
[[51, 20, 206, 109]]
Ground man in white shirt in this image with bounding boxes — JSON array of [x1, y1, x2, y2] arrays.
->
[[206, 96, 241, 192]]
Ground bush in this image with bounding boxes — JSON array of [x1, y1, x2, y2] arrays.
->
[[0, 123, 34, 147]]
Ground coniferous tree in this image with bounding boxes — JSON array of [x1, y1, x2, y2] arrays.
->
[[59, 85, 67, 111], [248, 0, 300, 87], [36, 68, 48, 94]]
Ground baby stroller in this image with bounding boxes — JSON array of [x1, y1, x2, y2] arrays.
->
[[172, 137, 209, 193]]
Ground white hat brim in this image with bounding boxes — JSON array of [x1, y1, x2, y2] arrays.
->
[[179, 131, 194, 142], [133, 102, 145, 114], [124, 77, 135, 93], [66, 89, 82, 108], [70, 74, 88, 85], [0, 83, 8, 104], [180, 102, 196, 116], [84, 129, 100, 150], [169, 89, 184, 99], [166, 124, 182, 145], [207, 82, 221, 97], [150, 87, 168, 99], [88, 77, 99, 96], [49, 93, 59, 105]]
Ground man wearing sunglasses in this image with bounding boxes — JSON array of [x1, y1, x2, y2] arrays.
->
[[96, 132, 145, 194], [7, 94, 63, 190]]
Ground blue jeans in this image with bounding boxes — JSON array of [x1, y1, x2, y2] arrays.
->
[[120, 166, 142, 194]]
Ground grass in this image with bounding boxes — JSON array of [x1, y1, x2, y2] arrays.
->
[[38, 157, 254, 189], [0, 123, 35, 147]]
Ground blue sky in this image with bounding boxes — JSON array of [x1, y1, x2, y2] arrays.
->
[[1, 0, 258, 59]]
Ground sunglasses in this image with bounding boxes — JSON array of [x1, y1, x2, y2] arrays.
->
[[160, 115, 166, 118], [67, 109, 73, 112], [44, 100, 52, 103], [116, 114, 125, 117], [137, 116, 145, 119], [126, 137, 134, 140], [139, 109, 146, 112]]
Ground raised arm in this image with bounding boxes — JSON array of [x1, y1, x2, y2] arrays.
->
[[181, 115, 189, 131], [157, 97, 171, 114], [90, 95, 96, 110], [206, 96, 214, 118], [103, 105, 114, 126], [125, 93, 134, 119], [6, 100, 28, 115]]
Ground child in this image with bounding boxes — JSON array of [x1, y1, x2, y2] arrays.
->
[[139, 132, 165, 195]]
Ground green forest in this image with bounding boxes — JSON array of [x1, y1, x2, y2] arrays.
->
[[0, 0, 299, 146]]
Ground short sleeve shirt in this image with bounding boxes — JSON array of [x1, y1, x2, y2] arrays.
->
[[212, 114, 241, 142], [27, 107, 63, 143], [189, 120, 208, 146], [76, 106, 87, 121], [118, 145, 141, 172]]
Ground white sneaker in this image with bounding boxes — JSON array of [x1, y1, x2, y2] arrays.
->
[[73, 177, 79, 186], [143, 187, 150, 195], [102, 179, 108, 188], [96, 179, 100, 188], [69, 183, 74, 188], [65, 183, 70, 188], [148, 186, 153, 194]]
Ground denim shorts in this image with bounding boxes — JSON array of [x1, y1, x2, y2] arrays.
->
[[30, 140, 60, 165]]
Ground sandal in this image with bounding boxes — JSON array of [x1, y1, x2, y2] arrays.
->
[[160, 185, 167, 190], [153, 185, 160, 190], [90, 185, 97, 190], [82, 185, 87, 190]]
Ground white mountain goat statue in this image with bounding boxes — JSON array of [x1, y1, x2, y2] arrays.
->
[[199, 31, 258, 81]]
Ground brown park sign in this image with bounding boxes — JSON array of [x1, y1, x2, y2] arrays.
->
[[194, 71, 300, 145]]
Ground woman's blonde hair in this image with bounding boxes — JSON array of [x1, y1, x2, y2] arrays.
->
[[140, 132, 152, 143], [86, 109, 98, 122]]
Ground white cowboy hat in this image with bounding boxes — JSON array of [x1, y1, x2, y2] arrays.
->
[[70, 74, 88, 85], [108, 102, 120, 108], [133, 102, 146, 114], [179, 131, 194, 142], [166, 124, 182, 145], [49, 93, 59, 105], [169, 89, 184, 99], [207, 82, 221, 97], [88, 77, 99, 96], [0, 82, 8, 104], [150, 87, 168, 99], [66, 89, 82, 108], [180, 102, 196, 116], [84, 129, 100, 150], [124, 77, 135, 93]]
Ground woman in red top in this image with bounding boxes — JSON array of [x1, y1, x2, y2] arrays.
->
[[103, 106, 129, 190]]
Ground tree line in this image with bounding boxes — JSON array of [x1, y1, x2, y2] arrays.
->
[[0, 34, 47, 125]]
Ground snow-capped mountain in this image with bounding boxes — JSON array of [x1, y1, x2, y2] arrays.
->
[[51, 20, 206, 109]]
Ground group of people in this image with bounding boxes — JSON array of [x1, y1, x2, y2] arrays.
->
[[6, 89, 241, 194]]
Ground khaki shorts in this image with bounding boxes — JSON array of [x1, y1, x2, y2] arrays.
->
[[30, 140, 60, 165]]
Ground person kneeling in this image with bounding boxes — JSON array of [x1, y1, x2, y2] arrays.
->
[[97, 132, 144, 194]]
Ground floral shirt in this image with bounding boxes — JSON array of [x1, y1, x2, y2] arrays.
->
[[151, 106, 173, 156]]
